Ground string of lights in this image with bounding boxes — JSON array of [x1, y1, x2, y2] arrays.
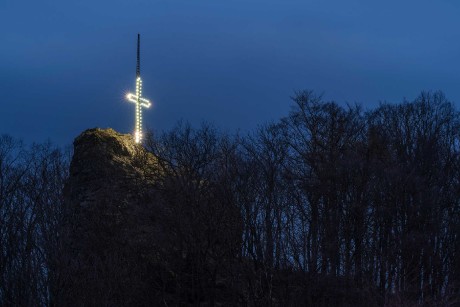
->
[[126, 34, 151, 144]]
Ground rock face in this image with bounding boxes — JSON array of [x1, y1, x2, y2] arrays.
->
[[57, 128, 243, 306], [58, 128, 161, 305]]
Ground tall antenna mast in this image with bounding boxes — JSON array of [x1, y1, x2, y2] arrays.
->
[[136, 33, 140, 78], [126, 33, 151, 143]]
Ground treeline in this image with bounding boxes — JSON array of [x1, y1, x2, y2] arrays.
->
[[1, 91, 459, 306], [0, 138, 69, 306]]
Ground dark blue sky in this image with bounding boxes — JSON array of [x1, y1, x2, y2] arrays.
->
[[1, 0, 460, 145]]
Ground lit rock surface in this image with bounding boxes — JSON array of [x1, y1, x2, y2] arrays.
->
[[58, 128, 162, 306]]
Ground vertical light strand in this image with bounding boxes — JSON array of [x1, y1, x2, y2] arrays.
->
[[126, 34, 151, 144]]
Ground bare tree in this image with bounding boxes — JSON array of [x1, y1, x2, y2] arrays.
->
[[0, 136, 69, 306]]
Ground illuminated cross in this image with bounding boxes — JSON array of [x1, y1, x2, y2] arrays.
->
[[126, 34, 151, 143]]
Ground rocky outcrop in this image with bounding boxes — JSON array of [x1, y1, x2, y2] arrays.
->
[[57, 128, 162, 305]]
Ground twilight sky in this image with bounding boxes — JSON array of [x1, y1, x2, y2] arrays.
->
[[1, 0, 460, 145]]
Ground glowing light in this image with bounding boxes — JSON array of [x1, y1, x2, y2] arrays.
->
[[126, 34, 152, 144], [126, 79, 151, 143]]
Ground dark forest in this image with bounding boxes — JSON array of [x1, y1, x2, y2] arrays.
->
[[1, 91, 459, 306]]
